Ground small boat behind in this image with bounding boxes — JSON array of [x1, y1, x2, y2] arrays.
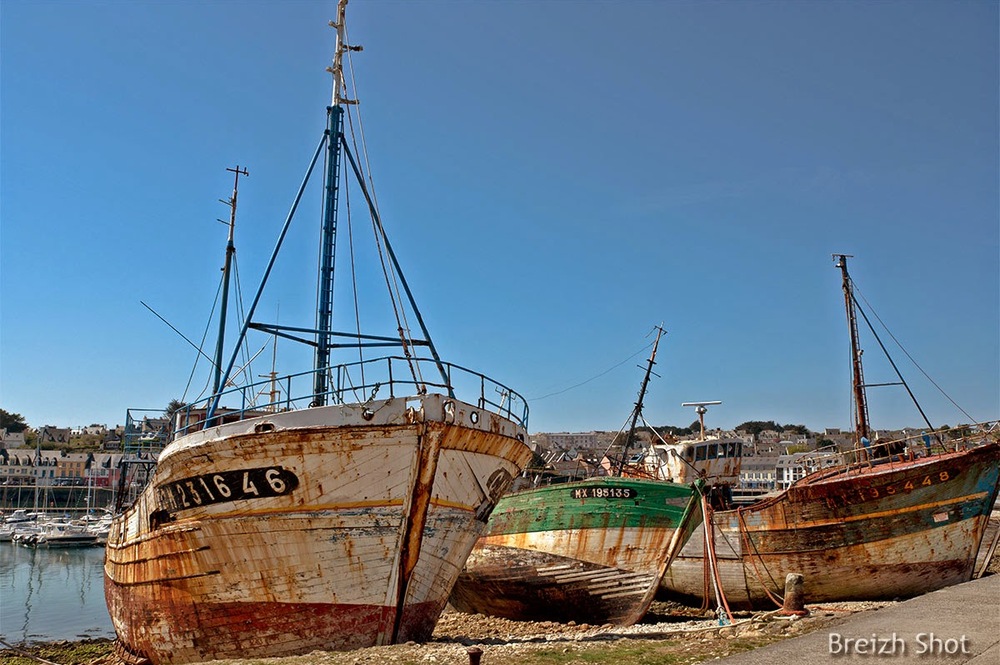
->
[[3, 509, 34, 524], [450, 475, 703, 625], [450, 328, 704, 625], [22, 520, 100, 549]]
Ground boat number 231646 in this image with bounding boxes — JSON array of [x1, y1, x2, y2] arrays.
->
[[158, 466, 300, 512]]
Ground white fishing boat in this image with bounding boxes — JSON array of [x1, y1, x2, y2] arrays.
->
[[103, 3, 532, 663]]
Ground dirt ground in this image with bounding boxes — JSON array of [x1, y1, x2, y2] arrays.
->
[[0, 599, 894, 665]]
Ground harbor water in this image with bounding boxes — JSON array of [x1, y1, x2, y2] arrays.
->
[[0, 543, 115, 645]]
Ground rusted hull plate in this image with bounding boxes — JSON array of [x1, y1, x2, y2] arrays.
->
[[660, 443, 1000, 609], [105, 395, 531, 664]]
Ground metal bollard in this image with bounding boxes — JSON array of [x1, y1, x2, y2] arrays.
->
[[780, 572, 809, 616], [466, 646, 483, 665]]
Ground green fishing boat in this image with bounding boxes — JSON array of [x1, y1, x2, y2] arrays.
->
[[449, 329, 705, 625]]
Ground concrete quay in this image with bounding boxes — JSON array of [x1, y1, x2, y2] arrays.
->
[[718, 574, 1000, 664]]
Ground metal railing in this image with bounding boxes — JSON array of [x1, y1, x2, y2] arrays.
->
[[171, 355, 529, 436], [804, 422, 1000, 482]]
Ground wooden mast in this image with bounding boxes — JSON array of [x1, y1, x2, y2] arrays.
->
[[834, 254, 871, 450]]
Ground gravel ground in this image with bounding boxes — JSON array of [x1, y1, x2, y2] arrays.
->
[[0, 600, 898, 665], [199, 599, 899, 665]]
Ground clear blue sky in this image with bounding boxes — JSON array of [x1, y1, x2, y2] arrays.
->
[[2, 0, 997, 435]]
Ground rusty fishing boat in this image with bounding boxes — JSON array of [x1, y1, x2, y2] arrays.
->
[[659, 255, 1000, 610], [103, 3, 532, 663], [449, 328, 705, 625]]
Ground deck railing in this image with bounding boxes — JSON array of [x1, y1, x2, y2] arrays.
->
[[170, 356, 529, 437], [804, 422, 1000, 482]]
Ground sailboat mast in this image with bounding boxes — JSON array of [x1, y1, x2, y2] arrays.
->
[[834, 254, 870, 447], [313, 0, 351, 406], [616, 327, 664, 476], [213, 166, 249, 396]]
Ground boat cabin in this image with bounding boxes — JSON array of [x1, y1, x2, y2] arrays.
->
[[627, 437, 743, 487]]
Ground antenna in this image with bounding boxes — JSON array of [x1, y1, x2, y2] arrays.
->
[[681, 401, 722, 441]]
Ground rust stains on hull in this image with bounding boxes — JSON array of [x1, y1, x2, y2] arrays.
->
[[106, 596, 443, 662], [450, 478, 703, 626], [660, 443, 1000, 610], [104, 395, 531, 665]]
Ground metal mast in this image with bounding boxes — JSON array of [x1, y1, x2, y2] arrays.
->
[[212, 165, 249, 396], [313, 0, 352, 406], [834, 254, 871, 448], [616, 326, 665, 476]]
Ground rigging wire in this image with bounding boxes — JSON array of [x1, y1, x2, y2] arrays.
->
[[851, 282, 977, 424], [340, 173, 367, 404], [343, 31, 424, 389], [600, 410, 639, 471], [529, 341, 654, 401], [344, 26, 423, 358], [231, 255, 256, 400], [178, 277, 224, 405], [343, 141, 366, 390]]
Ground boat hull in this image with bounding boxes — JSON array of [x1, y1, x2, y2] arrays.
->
[[449, 477, 702, 625], [104, 394, 531, 664], [659, 443, 1000, 609]]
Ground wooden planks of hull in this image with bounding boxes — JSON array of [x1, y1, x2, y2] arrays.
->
[[659, 442, 1000, 610], [450, 477, 703, 626], [105, 395, 531, 664]]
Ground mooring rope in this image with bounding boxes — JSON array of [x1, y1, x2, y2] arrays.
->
[[736, 506, 785, 608]]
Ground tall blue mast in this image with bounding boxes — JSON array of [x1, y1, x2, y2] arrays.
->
[[207, 0, 455, 423], [313, 0, 351, 406]]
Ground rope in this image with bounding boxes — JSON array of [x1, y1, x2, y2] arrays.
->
[[852, 282, 977, 423], [342, 168, 367, 389], [232, 255, 255, 393], [710, 512, 757, 605], [530, 341, 654, 401], [736, 506, 785, 608], [341, 39, 424, 391], [701, 495, 733, 624], [182, 275, 224, 404], [700, 514, 711, 613]]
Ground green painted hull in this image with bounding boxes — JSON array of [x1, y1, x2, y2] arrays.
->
[[450, 477, 703, 625]]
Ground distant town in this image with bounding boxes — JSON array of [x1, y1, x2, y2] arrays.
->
[[2, 405, 981, 510]]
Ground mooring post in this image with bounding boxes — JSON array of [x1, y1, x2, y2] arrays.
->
[[466, 646, 483, 665], [780, 572, 809, 616]]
